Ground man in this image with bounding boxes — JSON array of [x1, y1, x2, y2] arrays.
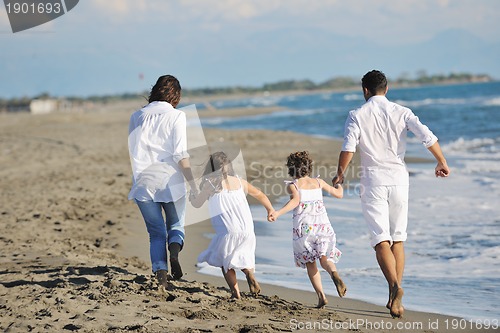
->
[[332, 70, 450, 318], [128, 75, 197, 289]]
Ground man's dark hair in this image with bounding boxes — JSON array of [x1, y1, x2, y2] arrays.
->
[[148, 75, 182, 106], [362, 70, 387, 95]]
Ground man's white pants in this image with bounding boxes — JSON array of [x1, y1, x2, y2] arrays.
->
[[360, 185, 409, 248]]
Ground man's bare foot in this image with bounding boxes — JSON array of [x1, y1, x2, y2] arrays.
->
[[331, 271, 347, 297], [245, 271, 261, 296], [316, 294, 328, 308], [386, 286, 393, 309], [390, 286, 404, 318]]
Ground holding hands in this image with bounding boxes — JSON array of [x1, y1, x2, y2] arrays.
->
[[267, 210, 279, 222]]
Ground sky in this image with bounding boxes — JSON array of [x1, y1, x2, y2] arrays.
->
[[1, 0, 500, 98]]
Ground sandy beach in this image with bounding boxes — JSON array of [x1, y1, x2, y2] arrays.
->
[[0, 103, 495, 332]]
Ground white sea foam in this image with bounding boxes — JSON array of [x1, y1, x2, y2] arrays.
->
[[321, 93, 333, 100], [442, 137, 498, 154], [483, 97, 500, 106], [394, 97, 468, 107], [198, 107, 333, 128], [343, 93, 363, 101]]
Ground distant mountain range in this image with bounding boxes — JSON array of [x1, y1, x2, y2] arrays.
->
[[1, 27, 498, 99]]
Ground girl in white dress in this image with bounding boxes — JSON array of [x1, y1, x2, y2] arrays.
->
[[269, 151, 347, 308], [191, 151, 274, 299]]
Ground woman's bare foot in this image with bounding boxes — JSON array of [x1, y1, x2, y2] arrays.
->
[[316, 294, 328, 308], [331, 271, 347, 297], [390, 285, 404, 318], [169, 257, 183, 280], [155, 269, 171, 290], [245, 271, 261, 296]]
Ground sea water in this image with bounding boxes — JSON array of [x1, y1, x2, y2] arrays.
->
[[194, 81, 500, 321]]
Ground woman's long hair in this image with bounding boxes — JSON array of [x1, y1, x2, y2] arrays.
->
[[148, 75, 181, 107], [200, 151, 235, 192]]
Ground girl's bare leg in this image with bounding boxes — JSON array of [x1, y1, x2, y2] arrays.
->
[[306, 261, 328, 308], [242, 268, 261, 296], [221, 267, 240, 299], [319, 256, 347, 297]]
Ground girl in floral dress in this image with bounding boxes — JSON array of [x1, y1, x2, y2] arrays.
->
[[269, 151, 347, 308]]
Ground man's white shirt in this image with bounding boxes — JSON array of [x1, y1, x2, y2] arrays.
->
[[342, 95, 438, 186]]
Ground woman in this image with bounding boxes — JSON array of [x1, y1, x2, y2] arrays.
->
[[128, 75, 196, 288]]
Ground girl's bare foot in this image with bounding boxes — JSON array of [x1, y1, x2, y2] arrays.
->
[[316, 294, 328, 308], [390, 285, 404, 318], [244, 270, 261, 296], [331, 271, 347, 297]]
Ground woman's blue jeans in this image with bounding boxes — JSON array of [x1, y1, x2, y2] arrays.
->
[[135, 197, 186, 273]]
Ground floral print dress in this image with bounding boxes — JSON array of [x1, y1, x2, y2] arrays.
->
[[288, 179, 341, 268]]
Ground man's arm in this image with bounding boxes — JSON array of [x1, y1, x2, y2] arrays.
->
[[427, 141, 450, 178], [332, 151, 354, 186]]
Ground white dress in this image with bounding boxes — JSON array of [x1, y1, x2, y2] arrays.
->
[[289, 179, 342, 268], [197, 177, 256, 272]]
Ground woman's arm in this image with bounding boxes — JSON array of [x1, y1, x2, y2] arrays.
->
[[171, 112, 197, 193], [178, 158, 197, 193], [319, 178, 343, 198], [190, 181, 211, 208]]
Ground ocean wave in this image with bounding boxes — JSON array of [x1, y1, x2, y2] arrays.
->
[[199, 107, 333, 127], [442, 137, 499, 154], [210, 95, 284, 109], [343, 93, 363, 101], [483, 97, 500, 106], [394, 97, 468, 107]]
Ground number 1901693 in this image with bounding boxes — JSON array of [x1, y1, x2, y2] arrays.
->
[[5, 2, 61, 14]]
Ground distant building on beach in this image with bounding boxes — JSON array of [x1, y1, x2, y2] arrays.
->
[[29, 98, 73, 114]]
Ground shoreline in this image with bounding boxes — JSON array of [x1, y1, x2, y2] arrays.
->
[[0, 109, 495, 332]]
